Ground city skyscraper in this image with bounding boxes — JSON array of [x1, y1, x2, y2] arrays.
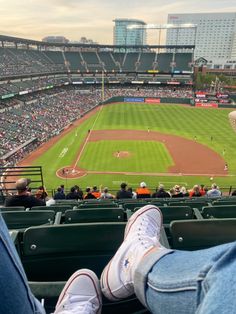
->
[[113, 18, 147, 46], [166, 12, 236, 67]]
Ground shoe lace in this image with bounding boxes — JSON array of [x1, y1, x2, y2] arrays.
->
[[58, 295, 97, 314], [136, 216, 160, 249]]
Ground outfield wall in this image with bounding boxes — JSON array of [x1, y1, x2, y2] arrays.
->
[[102, 96, 236, 108], [102, 96, 193, 105]]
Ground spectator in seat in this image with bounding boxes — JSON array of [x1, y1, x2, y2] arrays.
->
[[231, 189, 236, 196], [100, 187, 114, 199], [136, 182, 151, 199], [35, 186, 48, 200], [60, 184, 65, 194], [172, 185, 184, 198], [4, 178, 46, 208], [53, 187, 66, 200], [128, 187, 137, 199], [152, 184, 170, 198], [84, 187, 96, 199], [74, 185, 84, 200], [207, 183, 222, 198], [189, 185, 202, 198], [199, 184, 207, 196], [91, 186, 101, 199], [116, 182, 132, 199], [180, 186, 189, 197], [66, 186, 81, 200]]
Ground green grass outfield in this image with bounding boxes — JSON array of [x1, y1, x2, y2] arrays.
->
[[32, 103, 236, 191]]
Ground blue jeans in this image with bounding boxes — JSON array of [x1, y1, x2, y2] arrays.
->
[[0, 214, 45, 314], [135, 241, 236, 314]]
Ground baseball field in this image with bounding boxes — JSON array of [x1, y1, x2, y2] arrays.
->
[[21, 102, 236, 192]]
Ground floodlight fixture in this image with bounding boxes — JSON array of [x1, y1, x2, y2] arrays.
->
[[127, 23, 197, 30]]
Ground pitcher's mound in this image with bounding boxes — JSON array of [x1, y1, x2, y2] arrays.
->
[[114, 151, 131, 158]]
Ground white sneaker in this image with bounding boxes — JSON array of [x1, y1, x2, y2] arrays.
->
[[54, 269, 102, 314], [101, 205, 162, 301]]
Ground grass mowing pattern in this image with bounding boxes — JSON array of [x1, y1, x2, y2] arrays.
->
[[31, 103, 236, 190], [79, 140, 174, 172], [95, 104, 236, 172]]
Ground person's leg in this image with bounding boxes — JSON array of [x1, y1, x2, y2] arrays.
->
[[54, 269, 102, 314], [0, 214, 45, 314], [101, 205, 172, 300], [136, 241, 236, 314], [101, 205, 236, 314]]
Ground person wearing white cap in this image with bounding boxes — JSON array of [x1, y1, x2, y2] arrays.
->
[[136, 182, 151, 199]]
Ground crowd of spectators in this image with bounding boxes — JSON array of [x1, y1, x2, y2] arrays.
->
[[105, 86, 193, 99], [55, 182, 223, 200], [3, 181, 227, 208], [0, 86, 102, 165], [0, 85, 193, 166]]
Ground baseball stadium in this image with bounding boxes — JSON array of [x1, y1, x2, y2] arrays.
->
[[1, 33, 236, 313]]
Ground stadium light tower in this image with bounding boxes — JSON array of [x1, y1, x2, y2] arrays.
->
[[127, 23, 197, 46]]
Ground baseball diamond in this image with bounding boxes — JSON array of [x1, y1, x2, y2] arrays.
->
[[18, 102, 236, 190]]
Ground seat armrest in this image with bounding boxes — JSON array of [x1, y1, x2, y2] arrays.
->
[[54, 212, 62, 224], [29, 281, 66, 298]]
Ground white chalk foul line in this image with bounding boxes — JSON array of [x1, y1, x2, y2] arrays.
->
[[73, 105, 104, 169]]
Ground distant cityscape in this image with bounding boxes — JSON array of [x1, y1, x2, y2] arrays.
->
[[42, 12, 236, 70]]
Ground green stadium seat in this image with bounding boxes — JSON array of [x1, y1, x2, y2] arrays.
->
[[20, 222, 126, 281], [1, 210, 55, 229], [170, 219, 236, 250], [26, 222, 166, 314], [123, 202, 148, 211], [168, 201, 210, 211], [79, 203, 119, 209], [212, 200, 236, 206], [24, 221, 167, 314], [0, 206, 25, 211], [202, 205, 236, 219], [32, 205, 72, 213], [64, 208, 126, 223], [159, 206, 197, 224], [131, 205, 200, 224], [54, 200, 80, 207]]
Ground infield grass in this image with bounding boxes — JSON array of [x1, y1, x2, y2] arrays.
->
[[79, 140, 174, 172]]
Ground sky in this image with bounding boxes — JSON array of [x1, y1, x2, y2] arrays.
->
[[0, 0, 236, 44]]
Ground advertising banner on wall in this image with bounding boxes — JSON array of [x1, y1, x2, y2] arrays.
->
[[195, 103, 218, 108], [124, 97, 144, 102], [145, 98, 161, 103]]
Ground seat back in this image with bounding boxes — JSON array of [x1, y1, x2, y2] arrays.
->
[[212, 200, 236, 206], [1, 210, 55, 229], [64, 208, 125, 223], [182, 201, 210, 211], [159, 206, 195, 224], [79, 203, 118, 209], [54, 201, 80, 207], [32, 205, 72, 213], [21, 222, 126, 281], [0, 206, 25, 211], [202, 205, 236, 219], [123, 202, 148, 211], [170, 219, 236, 250]]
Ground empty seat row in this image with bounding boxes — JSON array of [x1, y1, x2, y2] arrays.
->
[[2, 204, 236, 230]]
